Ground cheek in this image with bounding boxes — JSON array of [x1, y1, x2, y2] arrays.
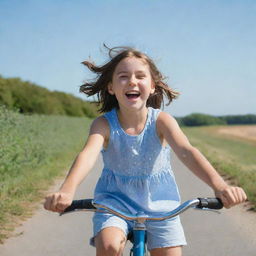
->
[[139, 80, 153, 92], [138, 79, 149, 87], [120, 79, 128, 86], [114, 77, 128, 86]]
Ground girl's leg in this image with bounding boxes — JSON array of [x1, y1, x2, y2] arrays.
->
[[150, 246, 182, 256], [95, 227, 127, 256]]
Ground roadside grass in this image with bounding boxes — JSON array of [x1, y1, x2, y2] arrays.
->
[[0, 106, 92, 243], [182, 126, 256, 210]]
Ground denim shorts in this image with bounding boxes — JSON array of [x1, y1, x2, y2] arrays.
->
[[90, 212, 187, 251]]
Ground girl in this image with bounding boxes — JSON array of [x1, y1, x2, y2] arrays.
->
[[44, 46, 247, 256]]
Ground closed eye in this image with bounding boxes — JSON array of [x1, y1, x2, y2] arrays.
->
[[136, 72, 146, 79]]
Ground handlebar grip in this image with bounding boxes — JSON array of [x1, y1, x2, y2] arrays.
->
[[197, 198, 223, 210], [63, 199, 96, 213]]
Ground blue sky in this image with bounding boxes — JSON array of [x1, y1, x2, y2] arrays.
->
[[0, 0, 255, 116]]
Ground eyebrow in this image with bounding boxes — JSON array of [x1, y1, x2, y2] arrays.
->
[[116, 70, 146, 75], [116, 71, 128, 75]]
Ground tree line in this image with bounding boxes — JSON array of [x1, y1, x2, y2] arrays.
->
[[1, 75, 255, 125], [0, 75, 98, 118], [176, 113, 256, 126]]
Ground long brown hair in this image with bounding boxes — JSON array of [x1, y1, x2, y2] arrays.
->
[[80, 46, 179, 113]]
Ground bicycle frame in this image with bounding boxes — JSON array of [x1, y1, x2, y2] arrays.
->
[[132, 222, 147, 256], [60, 198, 223, 256]]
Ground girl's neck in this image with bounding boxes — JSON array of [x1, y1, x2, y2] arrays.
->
[[117, 107, 148, 135]]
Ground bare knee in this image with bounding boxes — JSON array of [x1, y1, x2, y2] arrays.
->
[[96, 243, 121, 256], [95, 227, 127, 256], [96, 240, 124, 256], [150, 246, 182, 256]]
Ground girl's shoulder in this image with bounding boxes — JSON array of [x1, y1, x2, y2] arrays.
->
[[156, 110, 176, 123], [91, 115, 109, 127], [89, 115, 110, 139], [156, 111, 180, 133]]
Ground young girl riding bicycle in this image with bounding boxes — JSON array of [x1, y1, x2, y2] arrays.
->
[[44, 46, 247, 256]]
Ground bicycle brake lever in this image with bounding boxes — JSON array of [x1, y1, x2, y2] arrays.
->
[[193, 207, 221, 214]]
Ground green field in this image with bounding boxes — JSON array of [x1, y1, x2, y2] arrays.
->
[[0, 106, 92, 243], [182, 125, 256, 210], [1, 106, 255, 243]]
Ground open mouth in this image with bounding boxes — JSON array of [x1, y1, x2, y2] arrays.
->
[[125, 91, 141, 99]]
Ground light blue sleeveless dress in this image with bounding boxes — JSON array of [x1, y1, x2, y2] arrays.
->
[[91, 107, 186, 249]]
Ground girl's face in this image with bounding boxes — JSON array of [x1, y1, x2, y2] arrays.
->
[[108, 57, 155, 111]]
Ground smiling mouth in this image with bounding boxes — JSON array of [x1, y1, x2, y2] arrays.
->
[[125, 92, 141, 99]]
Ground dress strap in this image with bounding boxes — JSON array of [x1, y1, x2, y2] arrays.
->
[[147, 107, 161, 134], [150, 107, 161, 122], [103, 109, 119, 134]]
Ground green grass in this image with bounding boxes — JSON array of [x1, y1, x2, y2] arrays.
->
[[182, 126, 256, 210], [0, 106, 92, 242]]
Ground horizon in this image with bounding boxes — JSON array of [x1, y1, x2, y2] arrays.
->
[[1, 72, 255, 118]]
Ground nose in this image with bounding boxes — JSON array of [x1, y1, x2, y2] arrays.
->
[[129, 75, 137, 86]]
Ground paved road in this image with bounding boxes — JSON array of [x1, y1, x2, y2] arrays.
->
[[0, 154, 255, 256]]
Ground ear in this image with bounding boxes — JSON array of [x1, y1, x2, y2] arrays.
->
[[150, 82, 155, 95], [108, 82, 115, 95]]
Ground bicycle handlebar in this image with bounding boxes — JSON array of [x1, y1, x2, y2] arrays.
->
[[60, 198, 223, 221], [197, 197, 223, 210]]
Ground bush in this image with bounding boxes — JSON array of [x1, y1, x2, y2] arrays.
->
[[219, 114, 256, 125], [0, 75, 98, 118], [182, 113, 227, 126]]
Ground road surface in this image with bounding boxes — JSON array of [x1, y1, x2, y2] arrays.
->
[[0, 154, 255, 255]]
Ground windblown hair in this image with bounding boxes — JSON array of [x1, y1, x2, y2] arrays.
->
[[80, 45, 179, 113]]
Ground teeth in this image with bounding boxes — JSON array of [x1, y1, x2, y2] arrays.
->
[[126, 91, 140, 95]]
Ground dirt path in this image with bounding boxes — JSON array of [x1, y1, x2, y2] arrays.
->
[[0, 155, 255, 255]]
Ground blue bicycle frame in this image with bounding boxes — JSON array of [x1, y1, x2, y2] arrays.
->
[[131, 222, 147, 256]]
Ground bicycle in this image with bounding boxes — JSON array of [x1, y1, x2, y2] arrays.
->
[[60, 197, 223, 256]]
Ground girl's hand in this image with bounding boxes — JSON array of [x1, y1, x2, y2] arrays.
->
[[215, 186, 247, 209], [44, 192, 73, 213]]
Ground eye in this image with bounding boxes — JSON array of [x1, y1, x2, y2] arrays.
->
[[137, 74, 146, 79], [119, 75, 129, 79]]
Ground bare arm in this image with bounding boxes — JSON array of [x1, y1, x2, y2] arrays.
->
[[44, 116, 109, 212], [157, 112, 247, 208]]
